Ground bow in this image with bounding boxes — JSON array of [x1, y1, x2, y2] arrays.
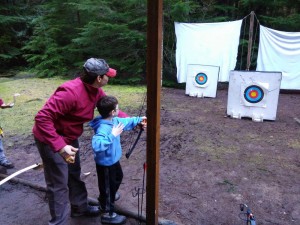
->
[[125, 126, 144, 159], [125, 91, 147, 159]]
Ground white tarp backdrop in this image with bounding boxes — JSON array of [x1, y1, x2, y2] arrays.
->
[[175, 20, 242, 83], [256, 25, 300, 90]]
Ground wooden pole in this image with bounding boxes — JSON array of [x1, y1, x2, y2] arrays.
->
[[246, 11, 255, 71], [146, 0, 163, 224]]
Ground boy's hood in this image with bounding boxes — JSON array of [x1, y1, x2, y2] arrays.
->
[[89, 116, 113, 131], [89, 116, 101, 130]]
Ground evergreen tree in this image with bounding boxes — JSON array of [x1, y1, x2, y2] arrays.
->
[[0, 1, 34, 71], [3, 0, 300, 84], [70, 0, 147, 83], [22, 0, 82, 77], [240, 0, 300, 31]]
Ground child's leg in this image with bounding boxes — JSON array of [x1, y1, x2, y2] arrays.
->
[[96, 164, 108, 212], [96, 162, 123, 214], [99, 162, 126, 224], [0, 138, 6, 162], [114, 161, 124, 194]]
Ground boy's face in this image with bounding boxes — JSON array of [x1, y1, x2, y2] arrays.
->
[[113, 104, 119, 117]]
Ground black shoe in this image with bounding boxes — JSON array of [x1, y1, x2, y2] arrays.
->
[[101, 212, 126, 224], [71, 204, 100, 217], [0, 160, 14, 169], [88, 199, 100, 206]]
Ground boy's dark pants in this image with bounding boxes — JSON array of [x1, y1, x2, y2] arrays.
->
[[96, 161, 123, 214], [35, 138, 88, 225]]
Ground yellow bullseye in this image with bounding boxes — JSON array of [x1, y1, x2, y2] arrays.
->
[[250, 91, 258, 98]]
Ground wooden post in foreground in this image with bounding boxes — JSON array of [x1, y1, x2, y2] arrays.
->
[[246, 11, 255, 71], [146, 0, 163, 224]]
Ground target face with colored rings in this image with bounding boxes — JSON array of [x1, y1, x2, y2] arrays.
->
[[195, 73, 208, 85], [244, 85, 264, 103]]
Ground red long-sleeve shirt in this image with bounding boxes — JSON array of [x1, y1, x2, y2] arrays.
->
[[32, 77, 127, 152], [0, 98, 3, 106]]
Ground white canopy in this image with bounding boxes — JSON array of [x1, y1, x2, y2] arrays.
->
[[256, 25, 300, 90], [175, 20, 242, 83]]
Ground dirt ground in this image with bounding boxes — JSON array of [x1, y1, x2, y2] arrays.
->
[[0, 87, 300, 225]]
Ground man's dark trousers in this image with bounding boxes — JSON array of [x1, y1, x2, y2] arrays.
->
[[35, 138, 88, 225]]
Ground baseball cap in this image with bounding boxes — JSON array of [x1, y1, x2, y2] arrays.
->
[[83, 58, 117, 78]]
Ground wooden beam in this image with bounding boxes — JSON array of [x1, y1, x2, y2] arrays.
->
[[246, 11, 255, 71], [146, 0, 163, 224]]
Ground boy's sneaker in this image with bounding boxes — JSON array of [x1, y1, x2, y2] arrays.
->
[[0, 160, 14, 169], [101, 212, 126, 224], [115, 192, 121, 201]]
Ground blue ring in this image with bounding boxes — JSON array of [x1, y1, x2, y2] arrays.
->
[[195, 73, 208, 85], [244, 85, 264, 103]]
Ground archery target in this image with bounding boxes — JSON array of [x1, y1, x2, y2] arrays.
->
[[244, 85, 264, 103], [227, 71, 282, 121], [186, 64, 219, 98], [240, 82, 268, 107], [194, 73, 208, 86]]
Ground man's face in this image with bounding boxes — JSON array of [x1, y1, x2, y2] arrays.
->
[[98, 75, 109, 87]]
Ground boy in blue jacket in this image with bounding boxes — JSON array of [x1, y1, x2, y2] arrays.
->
[[90, 95, 146, 224]]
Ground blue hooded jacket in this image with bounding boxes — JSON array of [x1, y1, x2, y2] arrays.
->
[[89, 116, 142, 166]]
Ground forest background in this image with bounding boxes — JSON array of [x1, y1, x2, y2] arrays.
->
[[1, 0, 300, 86]]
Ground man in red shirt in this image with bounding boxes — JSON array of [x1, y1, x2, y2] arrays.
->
[[0, 98, 14, 168], [33, 58, 127, 225]]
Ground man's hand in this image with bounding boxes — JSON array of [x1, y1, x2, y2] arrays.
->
[[112, 123, 124, 137], [59, 145, 78, 164], [0, 103, 14, 109]]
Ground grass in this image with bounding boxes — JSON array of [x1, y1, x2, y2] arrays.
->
[[288, 139, 300, 150], [0, 73, 146, 136], [217, 179, 236, 193]]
